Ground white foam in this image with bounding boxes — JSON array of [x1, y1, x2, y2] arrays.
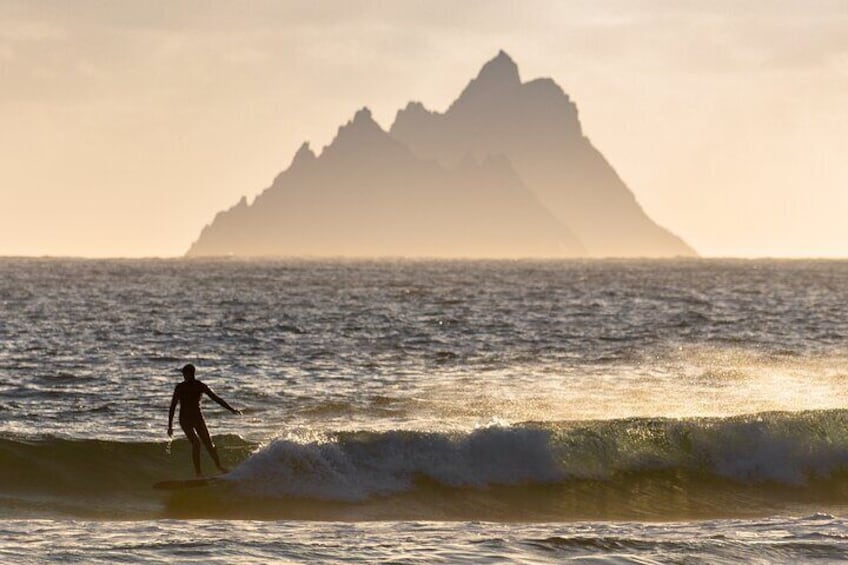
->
[[227, 411, 848, 501], [228, 424, 562, 501]]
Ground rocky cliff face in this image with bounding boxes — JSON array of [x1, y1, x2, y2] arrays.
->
[[187, 51, 694, 258]]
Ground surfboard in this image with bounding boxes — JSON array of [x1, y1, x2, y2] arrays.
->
[[152, 477, 223, 490]]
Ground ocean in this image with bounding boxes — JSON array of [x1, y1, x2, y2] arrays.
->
[[2, 258, 848, 562]]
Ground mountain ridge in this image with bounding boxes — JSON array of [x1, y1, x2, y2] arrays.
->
[[187, 98, 583, 258]]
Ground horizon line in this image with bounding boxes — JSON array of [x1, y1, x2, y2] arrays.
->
[[1, 254, 847, 262]]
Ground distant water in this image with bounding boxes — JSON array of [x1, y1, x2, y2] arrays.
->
[[3, 258, 848, 562]]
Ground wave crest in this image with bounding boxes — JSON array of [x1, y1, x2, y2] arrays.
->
[[230, 410, 848, 501]]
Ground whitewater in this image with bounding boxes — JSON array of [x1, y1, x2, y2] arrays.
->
[[3, 258, 848, 562]]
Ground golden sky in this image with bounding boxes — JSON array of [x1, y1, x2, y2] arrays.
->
[[1, 0, 846, 257]]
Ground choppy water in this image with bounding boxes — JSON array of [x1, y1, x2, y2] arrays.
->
[[2, 258, 848, 562], [4, 516, 848, 564]]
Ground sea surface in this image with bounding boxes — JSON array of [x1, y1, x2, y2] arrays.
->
[[2, 258, 848, 562]]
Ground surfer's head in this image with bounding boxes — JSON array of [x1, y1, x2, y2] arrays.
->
[[180, 363, 196, 381]]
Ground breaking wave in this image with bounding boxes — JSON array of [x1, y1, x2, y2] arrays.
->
[[5, 410, 848, 520]]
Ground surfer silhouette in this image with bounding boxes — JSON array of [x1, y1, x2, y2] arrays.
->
[[168, 363, 241, 477]]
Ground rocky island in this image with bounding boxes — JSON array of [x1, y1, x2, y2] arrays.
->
[[187, 51, 694, 258]]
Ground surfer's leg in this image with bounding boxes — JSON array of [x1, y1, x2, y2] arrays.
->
[[180, 421, 203, 477], [196, 418, 227, 473]]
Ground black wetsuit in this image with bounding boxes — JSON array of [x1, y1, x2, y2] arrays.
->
[[169, 378, 237, 476]]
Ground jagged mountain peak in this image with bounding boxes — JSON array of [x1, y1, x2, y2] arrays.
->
[[338, 106, 382, 136], [291, 142, 316, 167], [448, 51, 522, 111], [477, 50, 520, 86], [352, 106, 376, 125], [397, 101, 434, 119], [390, 52, 694, 257], [322, 106, 405, 160]]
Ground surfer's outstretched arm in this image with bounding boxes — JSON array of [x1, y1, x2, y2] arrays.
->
[[204, 385, 241, 415], [167, 387, 179, 436]]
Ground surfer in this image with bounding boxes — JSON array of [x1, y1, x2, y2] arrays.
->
[[167, 363, 241, 477]]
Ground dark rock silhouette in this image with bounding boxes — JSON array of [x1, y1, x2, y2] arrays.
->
[[187, 108, 583, 258], [187, 51, 695, 258], [390, 50, 694, 257]]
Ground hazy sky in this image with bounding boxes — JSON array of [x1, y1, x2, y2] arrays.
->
[[2, 0, 846, 257]]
